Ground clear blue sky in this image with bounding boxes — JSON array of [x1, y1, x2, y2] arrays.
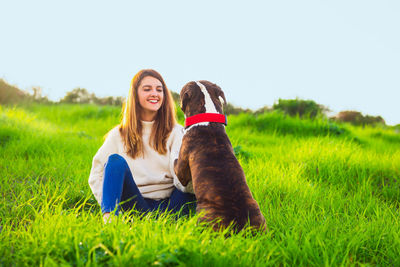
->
[[1, 0, 399, 125]]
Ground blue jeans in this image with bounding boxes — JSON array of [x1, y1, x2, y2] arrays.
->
[[101, 154, 196, 216]]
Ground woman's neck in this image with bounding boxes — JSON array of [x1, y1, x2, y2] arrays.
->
[[140, 111, 157, 122]]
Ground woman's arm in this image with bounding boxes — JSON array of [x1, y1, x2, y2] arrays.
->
[[88, 127, 119, 205]]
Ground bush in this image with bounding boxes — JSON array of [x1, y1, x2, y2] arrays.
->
[[254, 105, 273, 116], [230, 112, 349, 138], [334, 111, 385, 126], [273, 98, 328, 119], [30, 86, 50, 103], [170, 91, 180, 103], [60, 87, 124, 106], [0, 79, 28, 104], [93, 96, 124, 106], [60, 88, 93, 104], [0, 79, 51, 104], [224, 103, 252, 115]]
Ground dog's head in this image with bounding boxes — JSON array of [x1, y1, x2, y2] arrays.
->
[[180, 80, 226, 117]]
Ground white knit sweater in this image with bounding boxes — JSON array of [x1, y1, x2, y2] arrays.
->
[[88, 121, 192, 205]]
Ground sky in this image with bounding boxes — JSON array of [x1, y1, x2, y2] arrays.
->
[[1, 0, 399, 125]]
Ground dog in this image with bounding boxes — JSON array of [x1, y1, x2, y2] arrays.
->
[[174, 80, 267, 232]]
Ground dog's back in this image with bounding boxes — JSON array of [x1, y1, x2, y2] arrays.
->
[[184, 123, 266, 231]]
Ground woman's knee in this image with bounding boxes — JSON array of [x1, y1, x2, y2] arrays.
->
[[105, 154, 127, 169]]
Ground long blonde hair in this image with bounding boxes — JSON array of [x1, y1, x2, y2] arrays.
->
[[119, 69, 177, 158]]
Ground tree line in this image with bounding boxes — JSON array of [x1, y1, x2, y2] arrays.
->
[[0, 78, 391, 127]]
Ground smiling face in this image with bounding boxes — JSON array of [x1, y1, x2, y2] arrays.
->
[[137, 76, 164, 121]]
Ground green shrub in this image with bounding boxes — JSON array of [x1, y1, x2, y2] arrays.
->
[[272, 98, 328, 119], [0, 79, 28, 104], [334, 111, 386, 126], [170, 91, 180, 103], [224, 103, 253, 115], [253, 105, 273, 115], [60, 88, 124, 106], [230, 112, 349, 138]]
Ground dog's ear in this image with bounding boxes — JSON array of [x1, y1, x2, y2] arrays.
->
[[218, 90, 227, 111], [180, 92, 189, 112], [180, 84, 192, 113]]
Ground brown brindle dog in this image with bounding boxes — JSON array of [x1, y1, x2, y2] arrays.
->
[[174, 80, 267, 232]]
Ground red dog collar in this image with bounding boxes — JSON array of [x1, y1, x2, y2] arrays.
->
[[185, 113, 227, 128]]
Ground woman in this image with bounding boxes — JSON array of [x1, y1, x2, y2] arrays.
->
[[88, 69, 195, 223]]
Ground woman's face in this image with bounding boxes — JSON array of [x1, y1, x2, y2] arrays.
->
[[137, 76, 164, 121]]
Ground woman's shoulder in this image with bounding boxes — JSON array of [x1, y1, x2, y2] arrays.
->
[[172, 123, 184, 132], [167, 123, 184, 141], [105, 125, 122, 141], [171, 123, 184, 136]]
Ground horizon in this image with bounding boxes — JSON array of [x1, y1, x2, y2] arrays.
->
[[1, 0, 399, 125], [1, 77, 392, 125]]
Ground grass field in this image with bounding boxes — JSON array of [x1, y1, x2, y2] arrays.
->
[[1, 103, 399, 266]]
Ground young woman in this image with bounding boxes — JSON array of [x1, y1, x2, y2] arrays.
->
[[88, 69, 195, 223]]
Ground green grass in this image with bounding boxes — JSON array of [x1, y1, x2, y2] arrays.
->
[[1, 103, 399, 266]]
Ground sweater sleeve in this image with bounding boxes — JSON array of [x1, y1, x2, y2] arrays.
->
[[169, 125, 194, 194], [88, 127, 120, 205]]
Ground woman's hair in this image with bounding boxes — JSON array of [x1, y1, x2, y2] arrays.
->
[[119, 69, 177, 158]]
